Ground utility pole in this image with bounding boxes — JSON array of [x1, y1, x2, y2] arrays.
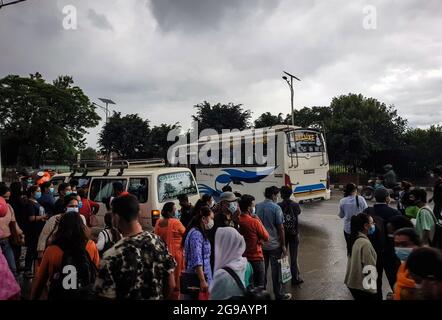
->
[[93, 98, 116, 162], [282, 71, 301, 126]]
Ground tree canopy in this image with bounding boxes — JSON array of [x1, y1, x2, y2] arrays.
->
[[192, 101, 252, 133], [98, 112, 150, 159], [0, 73, 100, 166]]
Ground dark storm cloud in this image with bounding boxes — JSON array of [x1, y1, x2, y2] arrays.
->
[[1, 0, 441, 147], [87, 9, 113, 31], [148, 0, 282, 32]]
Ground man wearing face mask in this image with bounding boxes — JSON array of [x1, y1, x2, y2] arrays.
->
[[364, 187, 401, 299], [38, 181, 55, 217], [209, 192, 240, 269], [53, 183, 72, 215], [238, 194, 269, 288], [256, 186, 292, 300], [392, 228, 421, 300]]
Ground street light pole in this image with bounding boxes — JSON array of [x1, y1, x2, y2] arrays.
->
[[282, 71, 301, 126], [94, 98, 116, 162]]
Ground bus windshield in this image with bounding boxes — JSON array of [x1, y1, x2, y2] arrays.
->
[[289, 130, 324, 154]]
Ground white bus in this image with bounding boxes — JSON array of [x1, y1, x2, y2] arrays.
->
[[170, 125, 331, 203]]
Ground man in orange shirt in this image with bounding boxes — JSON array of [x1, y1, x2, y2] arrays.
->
[[238, 194, 269, 288]]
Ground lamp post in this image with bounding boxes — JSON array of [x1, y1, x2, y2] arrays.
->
[[93, 98, 116, 162], [282, 71, 301, 126]]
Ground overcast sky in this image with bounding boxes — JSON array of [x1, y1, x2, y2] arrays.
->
[[1, 0, 441, 148]]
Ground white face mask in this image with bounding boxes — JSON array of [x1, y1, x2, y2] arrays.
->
[[66, 207, 79, 214], [205, 218, 214, 230]]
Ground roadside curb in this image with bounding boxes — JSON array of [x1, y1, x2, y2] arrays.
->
[[332, 184, 433, 192]]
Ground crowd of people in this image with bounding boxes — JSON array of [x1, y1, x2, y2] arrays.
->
[[1, 166, 441, 301], [0, 179, 302, 301], [339, 165, 442, 300]]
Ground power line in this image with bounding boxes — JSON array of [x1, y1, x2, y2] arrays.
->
[[0, 0, 27, 9]]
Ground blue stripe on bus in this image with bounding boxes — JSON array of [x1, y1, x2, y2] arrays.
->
[[293, 183, 326, 193]]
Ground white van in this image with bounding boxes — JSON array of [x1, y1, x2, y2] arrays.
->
[[50, 159, 200, 231]]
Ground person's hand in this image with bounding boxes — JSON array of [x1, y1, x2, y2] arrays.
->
[[200, 280, 209, 293], [282, 246, 288, 258]]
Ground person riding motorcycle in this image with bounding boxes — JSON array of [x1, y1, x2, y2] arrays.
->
[[383, 164, 398, 189]]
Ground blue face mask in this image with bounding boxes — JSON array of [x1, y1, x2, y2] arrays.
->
[[49, 187, 55, 194], [368, 224, 376, 235], [228, 202, 238, 214], [395, 247, 413, 261], [78, 201, 83, 209], [34, 192, 42, 200], [252, 207, 256, 215], [65, 191, 72, 196]]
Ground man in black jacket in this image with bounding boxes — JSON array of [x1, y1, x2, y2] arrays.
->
[[364, 187, 401, 299], [278, 186, 303, 285]]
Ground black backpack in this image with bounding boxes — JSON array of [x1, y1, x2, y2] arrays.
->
[[222, 267, 270, 300], [48, 248, 98, 300], [420, 208, 442, 249], [99, 229, 116, 257]]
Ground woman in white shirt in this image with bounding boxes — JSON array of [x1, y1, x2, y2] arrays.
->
[[338, 183, 368, 255]]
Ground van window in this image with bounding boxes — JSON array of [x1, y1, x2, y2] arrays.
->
[[89, 179, 127, 203], [157, 171, 198, 203], [76, 177, 91, 189], [128, 178, 148, 203]]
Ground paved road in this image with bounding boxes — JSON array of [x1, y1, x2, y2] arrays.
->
[[288, 191, 353, 299]]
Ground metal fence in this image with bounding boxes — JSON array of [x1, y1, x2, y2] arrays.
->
[[330, 163, 432, 187]]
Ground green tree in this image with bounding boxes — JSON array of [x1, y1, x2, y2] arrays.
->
[[80, 147, 98, 160], [98, 112, 150, 159], [254, 112, 284, 128], [326, 93, 408, 170], [192, 101, 252, 133], [404, 126, 442, 170], [145, 123, 181, 160], [0, 73, 100, 166], [291, 106, 332, 129]]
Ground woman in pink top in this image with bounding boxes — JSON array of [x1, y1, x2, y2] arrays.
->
[[0, 227, 21, 300]]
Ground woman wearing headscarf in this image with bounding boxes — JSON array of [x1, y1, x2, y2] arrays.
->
[[209, 227, 253, 300]]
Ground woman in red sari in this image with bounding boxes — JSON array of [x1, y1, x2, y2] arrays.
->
[[154, 202, 186, 300]]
